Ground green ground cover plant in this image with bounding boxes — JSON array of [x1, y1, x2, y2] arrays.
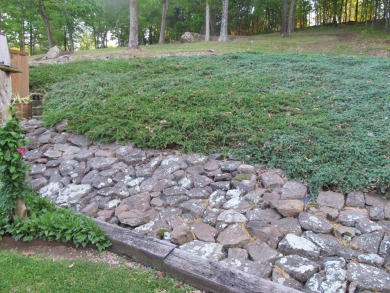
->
[[0, 251, 192, 293], [30, 53, 390, 196]]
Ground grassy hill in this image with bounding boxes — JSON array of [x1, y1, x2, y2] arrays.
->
[[29, 26, 390, 196]]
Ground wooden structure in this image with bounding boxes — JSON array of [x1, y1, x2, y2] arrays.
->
[[0, 34, 12, 124]]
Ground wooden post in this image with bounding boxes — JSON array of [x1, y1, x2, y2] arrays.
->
[[0, 34, 12, 124]]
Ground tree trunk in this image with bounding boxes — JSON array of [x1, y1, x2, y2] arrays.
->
[[205, 1, 211, 41], [281, 0, 288, 37], [355, 0, 359, 22], [287, 0, 296, 36], [128, 0, 139, 49], [67, 22, 75, 51], [38, 0, 54, 48], [159, 0, 169, 44], [218, 0, 229, 42]]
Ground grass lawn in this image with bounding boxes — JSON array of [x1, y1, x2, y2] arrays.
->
[[29, 27, 390, 196], [0, 250, 192, 293]]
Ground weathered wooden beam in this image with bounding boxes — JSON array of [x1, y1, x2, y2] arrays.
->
[[0, 34, 12, 124], [0, 63, 22, 73], [94, 220, 176, 271], [96, 220, 302, 293], [163, 249, 302, 293]]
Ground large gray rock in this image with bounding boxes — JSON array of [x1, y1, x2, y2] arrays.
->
[[350, 231, 384, 254], [275, 255, 319, 283], [217, 224, 252, 248], [135, 157, 162, 177], [244, 240, 282, 263], [180, 32, 205, 43], [338, 209, 368, 226], [347, 262, 390, 291], [220, 259, 272, 278], [180, 240, 224, 262], [355, 217, 383, 234], [121, 192, 151, 212], [271, 269, 303, 291], [186, 187, 211, 199], [271, 217, 302, 236], [246, 208, 281, 222], [274, 200, 304, 217], [247, 221, 283, 249], [379, 234, 390, 256], [208, 190, 226, 208], [298, 212, 333, 234], [88, 157, 118, 171], [39, 182, 63, 200], [153, 155, 188, 179], [346, 191, 366, 208], [170, 223, 193, 245], [278, 233, 320, 259], [122, 150, 147, 166], [260, 171, 285, 188], [68, 134, 90, 148], [305, 257, 347, 293], [45, 46, 60, 59], [217, 210, 247, 224], [56, 184, 92, 206], [280, 181, 307, 200], [317, 191, 345, 210], [81, 202, 99, 217], [191, 222, 218, 242], [117, 210, 150, 227], [179, 199, 208, 218]]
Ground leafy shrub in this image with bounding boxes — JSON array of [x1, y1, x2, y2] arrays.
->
[[0, 196, 111, 251]]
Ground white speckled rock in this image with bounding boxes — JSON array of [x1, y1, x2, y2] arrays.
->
[[278, 234, 320, 259], [180, 240, 225, 262]]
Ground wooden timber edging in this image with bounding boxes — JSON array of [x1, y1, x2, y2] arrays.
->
[[95, 220, 302, 293]]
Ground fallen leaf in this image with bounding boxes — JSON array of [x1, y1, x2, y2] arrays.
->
[[22, 251, 35, 257], [68, 263, 75, 268]]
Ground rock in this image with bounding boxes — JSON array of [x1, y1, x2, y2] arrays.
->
[[153, 155, 188, 179], [122, 150, 147, 166], [305, 258, 347, 293], [81, 202, 99, 217], [260, 171, 285, 188], [274, 200, 304, 217], [170, 224, 193, 245], [43, 149, 62, 160], [357, 253, 384, 266], [334, 225, 361, 240], [231, 174, 257, 192], [246, 208, 281, 222], [92, 175, 114, 189], [45, 46, 60, 59], [184, 153, 208, 166], [180, 32, 205, 43], [216, 224, 251, 248], [227, 248, 248, 260], [88, 157, 118, 171], [117, 210, 150, 227], [68, 134, 90, 148], [121, 192, 151, 212], [150, 197, 164, 207], [208, 190, 226, 208], [39, 182, 63, 200], [180, 240, 224, 261], [30, 164, 46, 176], [365, 193, 387, 206], [191, 174, 213, 188], [303, 231, 360, 259], [278, 233, 320, 259], [379, 234, 390, 256], [179, 199, 208, 217], [191, 222, 218, 242], [237, 164, 255, 174], [280, 181, 307, 200], [217, 210, 247, 224], [338, 209, 368, 226], [222, 197, 252, 213], [271, 217, 302, 236], [346, 191, 366, 208], [275, 255, 319, 283], [96, 209, 115, 221], [204, 160, 219, 172], [54, 120, 68, 132], [244, 240, 282, 263], [247, 222, 283, 249], [355, 217, 383, 234], [368, 206, 385, 220], [213, 173, 232, 182], [350, 231, 384, 254], [57, 184, 92, 206], [347, 262, 390, 292], [31, 176, 48, 190], [271, 269, 303, 291], [244, 189, 266, 205], [203, 208, 222, 226], [298, 212, 333, 234], [317, 191, 345, 210], [317, 205, 339, 220], [74, 149, 95, 162], [186, 187, 211, 199], [220, 259, 272, 278], [220, 161, 241, 172]]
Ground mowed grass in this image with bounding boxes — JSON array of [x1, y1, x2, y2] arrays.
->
[[30, 52, 390, 196], [0, 251, 192, 293]]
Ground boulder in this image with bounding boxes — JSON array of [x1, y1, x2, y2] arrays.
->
[[45, 46, 60, 59]]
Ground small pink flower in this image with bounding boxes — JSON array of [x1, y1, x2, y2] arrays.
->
[[17, 147, 26, 155]]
